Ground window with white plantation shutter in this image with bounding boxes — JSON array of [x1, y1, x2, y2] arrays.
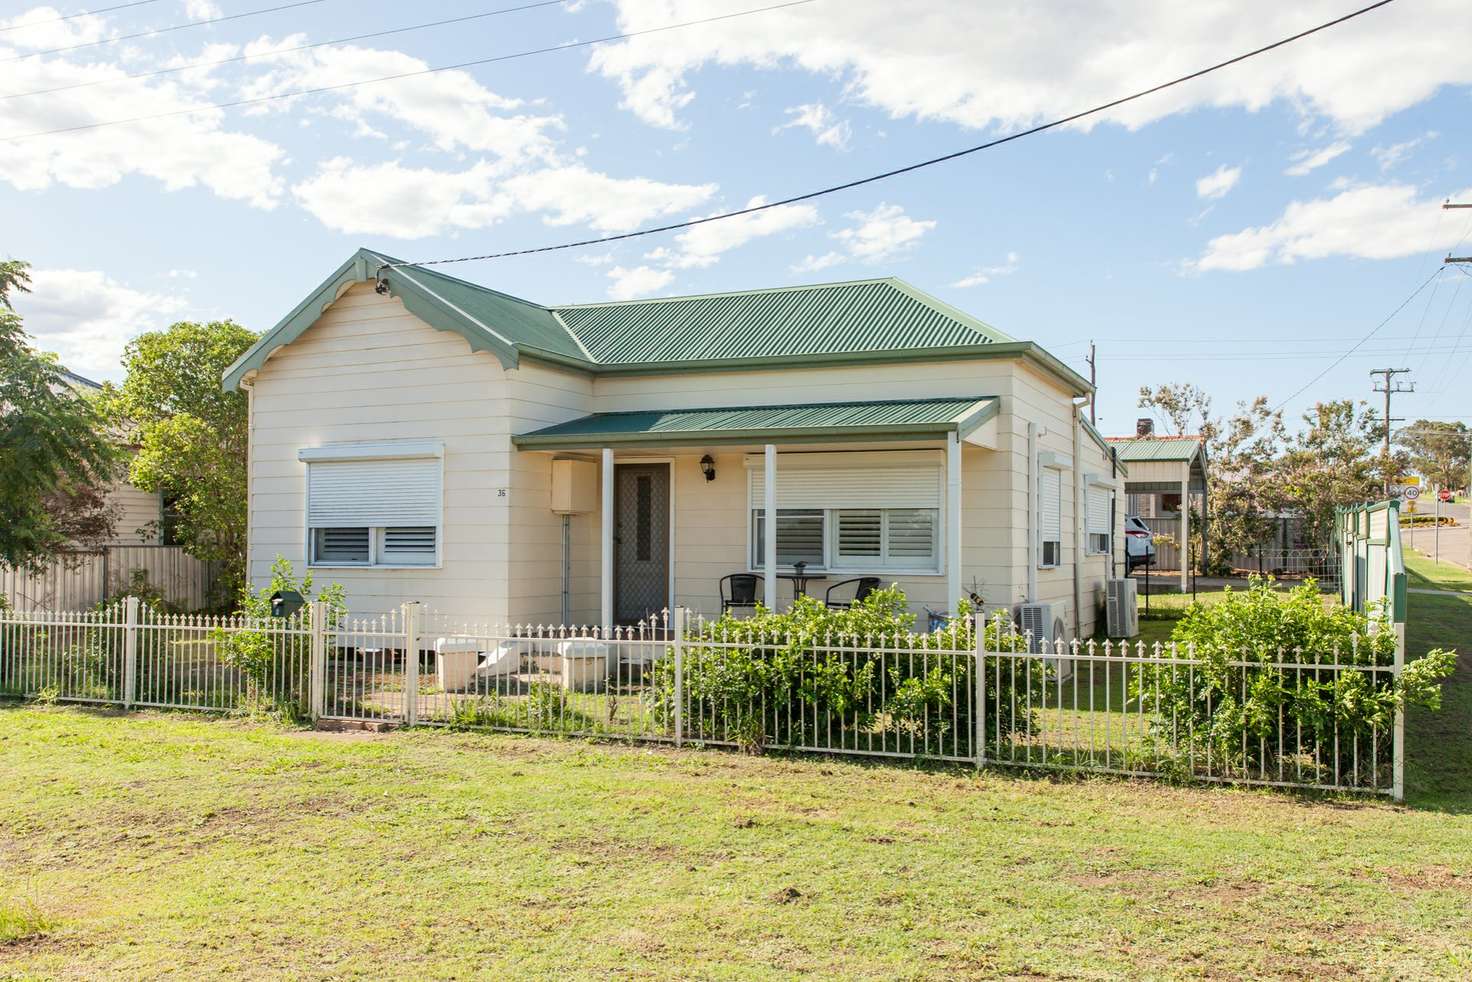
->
[[303, 449, 442, 567], [744, 454, 944, 574], [1086, 486, 1112, 555], [1038, 467, 1061, 568]]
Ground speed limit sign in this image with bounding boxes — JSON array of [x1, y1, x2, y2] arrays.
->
[[1403, 485, 1421, 501]]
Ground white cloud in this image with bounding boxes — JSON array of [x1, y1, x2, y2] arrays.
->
[[651, 196, 819, 269], [831, 202, 935, 261], [1284, 142, 1351, 176], [1372, 132, 1436, 171], [953, 252, 1021, 288], [0, 32, 287, 207], [606, 265, 674, 300], [0, 6, 105, 51], [184, 0, 223, 18], [1193, 182, 1472, 272], [14, 268, 188, 380], [499, 166, 715, 232], [237, 41, 562, 161], [774, 102, 851, 149], [1195, 164, 1242, 200], [576, 252, 616, 266], [292, 159, 716, 238], [791, 202, 935, 273], [591, 1, 1472, 135]]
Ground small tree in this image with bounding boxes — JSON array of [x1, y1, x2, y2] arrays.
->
[[0, 259, 121, 573], [1397, 420, 1472, 492], [110, 320, 258, 604]]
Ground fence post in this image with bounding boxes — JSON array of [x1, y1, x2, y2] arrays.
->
[[402, 602, 420, 727], [673, 606, 685, 748], [974, 612, 986, 771], [309, 601, 326, 721], [122, 595, 139, 710], [1392, 620, 1405, 803]]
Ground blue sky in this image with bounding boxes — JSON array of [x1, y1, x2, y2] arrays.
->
[[6, 0, 1472, 436]]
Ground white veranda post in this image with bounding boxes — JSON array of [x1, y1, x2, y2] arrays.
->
[[601, 447, 614, 632], [764, 444, 777, 611], [1180, 477, 1190, 592], [947, 432, 962, 613]]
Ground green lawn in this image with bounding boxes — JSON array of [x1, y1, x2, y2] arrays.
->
[[1, 574, 1470, 980]]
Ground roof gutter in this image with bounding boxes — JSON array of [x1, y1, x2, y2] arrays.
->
[[513, 420, 977, 451]]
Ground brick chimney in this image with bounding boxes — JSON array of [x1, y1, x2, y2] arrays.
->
[[1136, 418, 1154, 437]]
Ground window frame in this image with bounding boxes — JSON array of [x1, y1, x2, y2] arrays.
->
[[301, 443, 445, 570], [1038, 465, 1062, 570], [748, 506, 943, 576], [1085, 483, 1114, 557]]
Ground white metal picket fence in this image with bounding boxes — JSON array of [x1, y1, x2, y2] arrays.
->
[[0, 602, 1405, 799]]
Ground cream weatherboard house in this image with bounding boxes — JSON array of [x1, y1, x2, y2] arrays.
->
[[224, 249, 1126, 637]]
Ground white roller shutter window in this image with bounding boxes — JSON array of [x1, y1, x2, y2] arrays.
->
[[307, 458, 441, 528], [1086, 486, 1111, 554], [1039, 468, 1061, 567]]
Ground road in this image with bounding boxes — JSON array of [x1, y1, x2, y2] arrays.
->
[[1402, 499, 1472, 570]]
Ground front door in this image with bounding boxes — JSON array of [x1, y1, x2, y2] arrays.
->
[[614, 463, 670, 624]]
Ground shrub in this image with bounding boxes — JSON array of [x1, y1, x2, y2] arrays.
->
[[212, 557, 345, 719], [1136, 577, 1456, 784], [649, 587, 1047, 758]]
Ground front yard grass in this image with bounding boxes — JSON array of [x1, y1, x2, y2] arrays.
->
[[1, 570, 1468, 980]]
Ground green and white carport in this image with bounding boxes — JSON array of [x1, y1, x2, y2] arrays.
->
[[514, 397, 1000, 629]]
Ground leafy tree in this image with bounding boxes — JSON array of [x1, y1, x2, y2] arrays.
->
[[1137, 382, 1215, 440], [1397, 419, 1472, 491], [110, 320, 258, 604], [1279, 400, 1384, 545], [0, 259, 121, 572]]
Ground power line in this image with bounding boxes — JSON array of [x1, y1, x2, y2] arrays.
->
[[0, 0, 165, 33], [2, 0, 567, 101], [378, 0, 1399, 273], [2, 0, 817, 138], [1, 0, 330, 64], [1271, 264, 1443, 413]]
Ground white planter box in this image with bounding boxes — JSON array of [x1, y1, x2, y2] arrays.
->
[[434, 637, 482, 692], [556, 639, 613, 692]]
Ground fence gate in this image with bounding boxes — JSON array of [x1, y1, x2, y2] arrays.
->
[[319, 606, 416, 724]]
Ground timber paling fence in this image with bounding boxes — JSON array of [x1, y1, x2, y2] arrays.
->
[[0, 602, 1404, 799]]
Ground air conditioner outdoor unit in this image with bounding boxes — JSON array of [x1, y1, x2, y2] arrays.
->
[[1014, 602, 1054, 650], [1106, 578, 1139, 638]]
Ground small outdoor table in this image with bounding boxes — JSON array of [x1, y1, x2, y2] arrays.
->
[[778, 563, 825, 598]]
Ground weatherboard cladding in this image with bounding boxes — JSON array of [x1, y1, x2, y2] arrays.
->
[[513, 397, 996, 447], [553, 279, 1009, 365]]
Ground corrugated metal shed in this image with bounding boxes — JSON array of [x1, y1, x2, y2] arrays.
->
[[514, 397, 998, 448], [553, 278, 1012, 365]]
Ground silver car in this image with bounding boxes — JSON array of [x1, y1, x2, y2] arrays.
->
[[1124, 516, 1157, 572]]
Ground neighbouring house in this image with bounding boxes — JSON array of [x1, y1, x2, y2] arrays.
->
[[0, 371, 216, 610], [223, 249, 1126, 637], [1105, 419, 1209, 589]]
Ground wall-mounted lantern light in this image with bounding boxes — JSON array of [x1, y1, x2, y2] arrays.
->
[[700, 454, 716, 482]]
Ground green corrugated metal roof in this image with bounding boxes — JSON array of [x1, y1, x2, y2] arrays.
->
[[552, 278, 1011, 365], [513, 397, 998, 448], [1105, 437, 1203, 462], [224, 249, 1086, 393]]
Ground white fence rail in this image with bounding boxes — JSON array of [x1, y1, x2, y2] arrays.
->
[[0, 603, 1404, 799]]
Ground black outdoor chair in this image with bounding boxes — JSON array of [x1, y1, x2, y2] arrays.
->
[[824, 577, 882, 609], [720, 573, 764, 613]]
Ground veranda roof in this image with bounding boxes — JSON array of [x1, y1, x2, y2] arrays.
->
[[511, 397, 1000, 449]]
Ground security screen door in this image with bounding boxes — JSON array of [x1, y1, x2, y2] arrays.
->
[[614, 464, 670, 625]]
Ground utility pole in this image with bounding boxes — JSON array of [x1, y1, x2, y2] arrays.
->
[[1371, 367, 1413, 494], [1086, 341, 1097, 425], [1445, 200, 1472, 263]]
